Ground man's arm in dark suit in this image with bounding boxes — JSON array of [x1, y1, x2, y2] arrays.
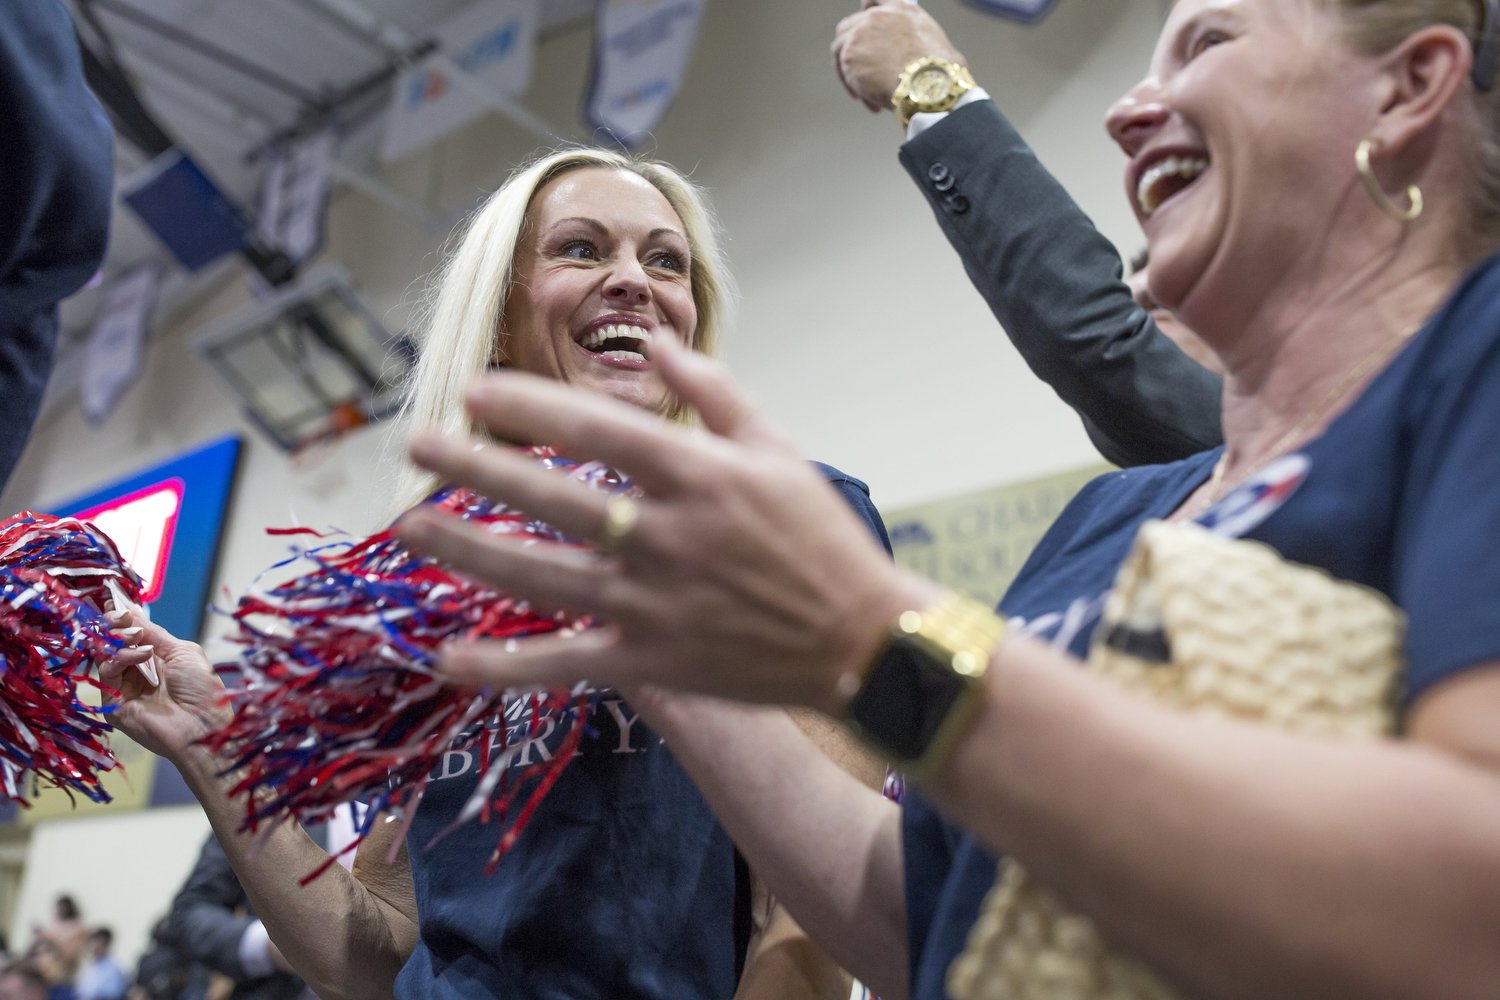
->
[[900, 99, 1222, 467], [166, 836, 263, 980]]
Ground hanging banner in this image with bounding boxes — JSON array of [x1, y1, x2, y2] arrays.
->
[[960, 0, 1061, 23], [258, 129, 336, 267], [80, 266, 159, 423], [584, 0, 706, 148], [120, 151, 250, 271], [381, 0, 538, 163], [887, 463, 1110, 607]]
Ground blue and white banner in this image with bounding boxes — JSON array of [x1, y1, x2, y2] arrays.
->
[[258, 129, 336, 266], [81, 265, 159, 423], [961, 0, 1060, 23], [381, 0, 538, 163], [584, 0, 706, 148]]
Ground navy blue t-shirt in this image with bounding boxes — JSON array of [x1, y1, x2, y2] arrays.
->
[[398, 464, 890, 999], [903, 252, 1500, 998]]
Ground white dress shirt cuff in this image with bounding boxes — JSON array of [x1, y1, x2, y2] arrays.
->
[[905, 86, 990, 142], [238, 919, 277, 979]]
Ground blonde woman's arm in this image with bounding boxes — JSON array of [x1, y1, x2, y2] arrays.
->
[[103, 614, 419, 1000]]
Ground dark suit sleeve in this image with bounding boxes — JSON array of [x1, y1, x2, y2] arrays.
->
[[166, 836, 261, 980], [899, 99, 1222, 467], [0, 1, 114, 489]]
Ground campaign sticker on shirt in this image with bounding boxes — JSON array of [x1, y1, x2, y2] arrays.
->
[[1198, 452, 1310, 538]]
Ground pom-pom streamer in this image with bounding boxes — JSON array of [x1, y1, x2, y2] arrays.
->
[[204, 448, 628, 879], [0, 511, 144, 806]]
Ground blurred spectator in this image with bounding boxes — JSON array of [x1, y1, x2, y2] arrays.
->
[[165, 836, 308, 1000], [73, 930, 125, 1000], [0, 963, 49, 1000], [28, 896, 86, 999], [130, 918, 206, 1000]]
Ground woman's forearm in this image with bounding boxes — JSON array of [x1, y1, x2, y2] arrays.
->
[[921, 637, 1500, 1000], [174, 744, 417, 1000], [640, 693, 909, 999]]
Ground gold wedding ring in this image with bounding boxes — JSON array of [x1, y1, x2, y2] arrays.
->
[[597, 494, 641, 553]]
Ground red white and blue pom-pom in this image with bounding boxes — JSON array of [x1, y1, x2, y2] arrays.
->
[[202, 447, 628, 879], [0, 511, 145, 807]]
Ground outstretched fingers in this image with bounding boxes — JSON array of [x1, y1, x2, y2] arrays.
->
[[436, 627, 634, 692], [649, 335, 797, 452], [406, 436, 626, 544], [457, 372, 694, 495], [396, 506, 615, 617]]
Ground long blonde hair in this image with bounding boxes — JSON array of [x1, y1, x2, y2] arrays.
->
[[392, 148, 734, 510]]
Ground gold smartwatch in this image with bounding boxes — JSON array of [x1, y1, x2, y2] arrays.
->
[[891, 56, 976, 128], [844, 590, 1005, 781]]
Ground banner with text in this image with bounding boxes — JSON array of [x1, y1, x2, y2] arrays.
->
[[888, 464, 1110, 607], [81, 266, 159, 423], [381, 0, 538, 163], [584, 0, 706, 147], [258, 129, 336, 267]]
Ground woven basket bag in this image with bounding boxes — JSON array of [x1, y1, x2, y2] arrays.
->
[[948, 519, 1405, 1000]]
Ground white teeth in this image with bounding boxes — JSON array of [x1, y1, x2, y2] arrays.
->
[[579, 324, 652, 350], [1136, 155, 1209, 217]]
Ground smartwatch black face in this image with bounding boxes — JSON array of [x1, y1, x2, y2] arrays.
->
[[847, 635, 970, 764]]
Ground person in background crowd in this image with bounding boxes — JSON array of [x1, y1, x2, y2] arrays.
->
[[129, 917, 209, 1000], [832, 0, 1222, 466], [74, 930, 126, 1000], [164, 833, 313, 1000], [29, 896, 86, 1000], [0, 964, 48, 1000], [1125, 249, 1221, 376], [0, 0, 112, 490]]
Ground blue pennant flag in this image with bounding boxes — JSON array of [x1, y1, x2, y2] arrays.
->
[[960, 0, 1060, 24]]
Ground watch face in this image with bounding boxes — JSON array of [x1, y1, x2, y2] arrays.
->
[[848, 635, 970, 762], [910, 66, 954, 106]]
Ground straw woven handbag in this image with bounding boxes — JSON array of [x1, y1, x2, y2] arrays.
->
[[948, 519, 1404, 1000]]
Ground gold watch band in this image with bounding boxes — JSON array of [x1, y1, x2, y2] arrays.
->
[[846, 590, 1005, 781], [891, 56, 975, 128], [895, 590, 1005, 682]]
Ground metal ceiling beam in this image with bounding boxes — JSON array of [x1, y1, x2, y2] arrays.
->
[[327, 162, 449, 232], [430, 50, 567, 144], [127, 49, 448, 233], [294, 0, 409, 55], [295, 0, 570, 145], [85, 0, 327, 108]]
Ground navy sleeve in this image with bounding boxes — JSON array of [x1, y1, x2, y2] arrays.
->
[[899, 100, 1222, 467], [1393, 258, 1500, 702], [814, 461, 893, 555], [0, 1, 114, 489]]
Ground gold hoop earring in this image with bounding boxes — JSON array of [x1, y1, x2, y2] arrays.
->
[[1355, 138, 1423, 223]]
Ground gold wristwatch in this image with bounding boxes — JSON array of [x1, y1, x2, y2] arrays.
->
[[891, 56, 975, 128], [844, 590, 1004, 781]]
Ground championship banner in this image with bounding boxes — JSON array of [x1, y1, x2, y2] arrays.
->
[[381, 0, 538, 163], [584, 0, 706, 148], [960, 0, 1061, 23], [888, 464, 1109, 607], [258, 129, 336, 267], [81, 265, 159, 423]]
